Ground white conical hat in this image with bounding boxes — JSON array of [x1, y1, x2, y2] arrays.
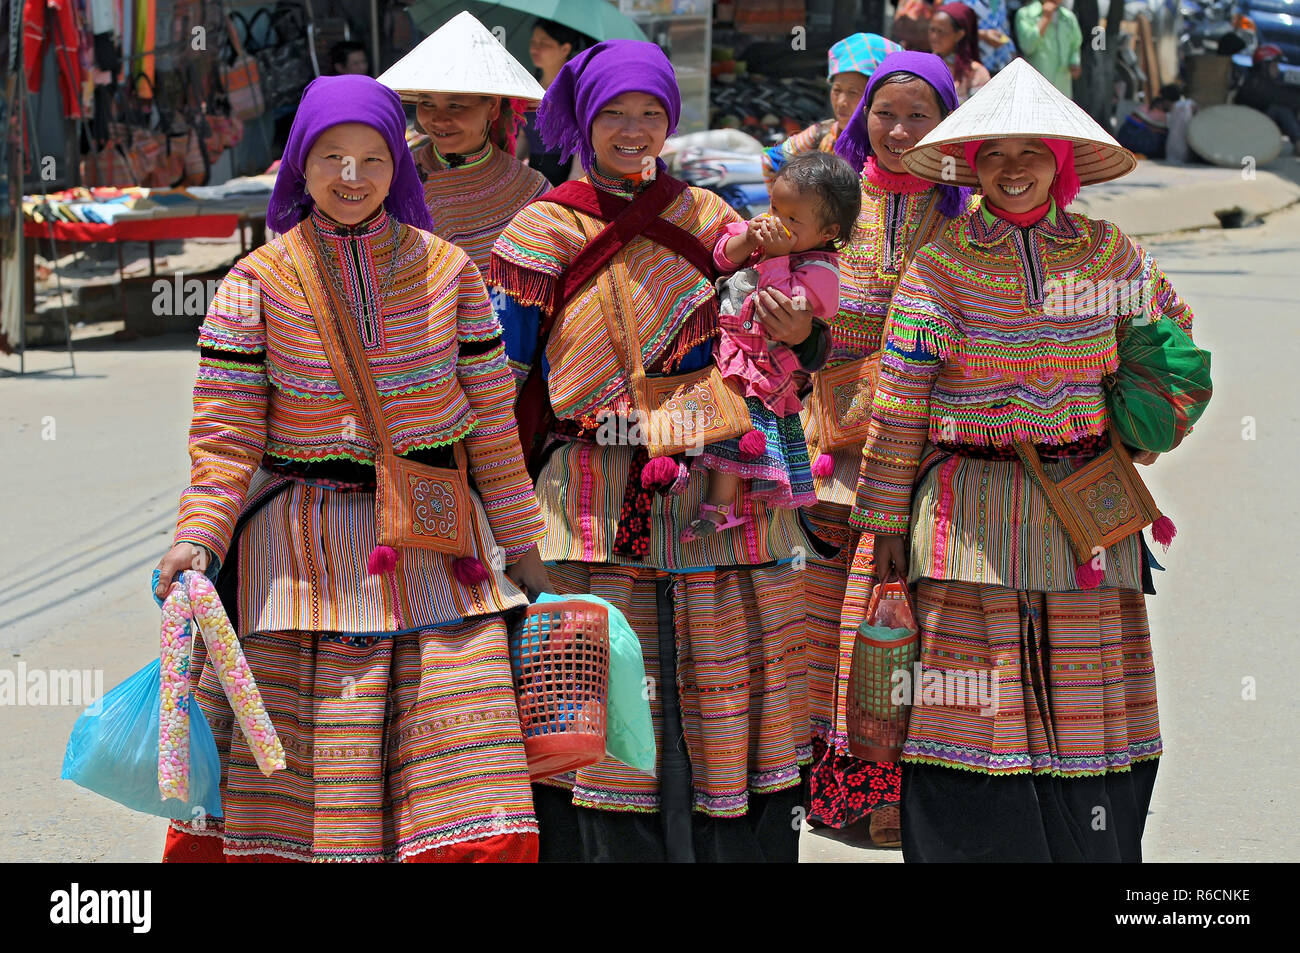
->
[[900, 58, 1136, 187], [377, 11, 546, 105]]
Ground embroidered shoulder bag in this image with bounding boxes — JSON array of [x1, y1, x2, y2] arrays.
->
[[1013, 429, 1166, 573]]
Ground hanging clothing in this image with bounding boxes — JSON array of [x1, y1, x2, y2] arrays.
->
[[414, 138, 549, 279], [23, 0, 86, 117]]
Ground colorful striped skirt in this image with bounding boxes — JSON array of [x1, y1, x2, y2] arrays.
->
[[802, 501, 901, 828], [543, 560, 810, 818], [903, 580, 1162, 775], [162, 619, 538, 863], [695, 396, 817, 509]]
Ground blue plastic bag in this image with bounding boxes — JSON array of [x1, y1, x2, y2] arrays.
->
[[535, 593, 656, 775], [61, 657, 224, 820]]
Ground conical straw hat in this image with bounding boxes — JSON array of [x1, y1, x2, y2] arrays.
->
[[900, 58, 1136, 187], [377, 11, 546, 105]]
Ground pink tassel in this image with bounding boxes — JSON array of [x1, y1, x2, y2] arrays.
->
[[1151, 515, 1177, 550], [738, 430, 767, 461], [811, 453, 835, 478], [1075, 561, 1104, 589], [641, 455, 682, 493], [452, 556, 491, 586], [367, 545, 398, 575]]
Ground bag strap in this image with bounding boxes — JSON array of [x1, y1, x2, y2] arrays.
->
[[543, 176, 716, 310], [284, 224, 465, 470], [572, 212, 648, 381]]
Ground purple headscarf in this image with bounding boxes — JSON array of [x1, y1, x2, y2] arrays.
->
[[266, 75, 434, 234], [834, 51, 969, 218], [536, 39, 681, 173]]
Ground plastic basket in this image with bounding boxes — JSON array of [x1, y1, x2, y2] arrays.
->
[[846, 577, 919, 762], [510, 600, 611, 782]]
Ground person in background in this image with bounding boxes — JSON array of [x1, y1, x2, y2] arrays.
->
[[1234, 45, 1300, 157], [521, 18, 591, 184], [380, 13, 550, 280], [1014, 0, 1082, 96], [761, 33, 903, 191], [330, 40, 370, 76], [929, 3, 992, 102], [893, 0, 937, 51], [1115, 83, 1181, 158], [799, 51, 975, 849], [974, 0, 1015, 73]]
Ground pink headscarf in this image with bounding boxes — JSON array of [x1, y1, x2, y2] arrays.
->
[[962, 138, 1081, 209]]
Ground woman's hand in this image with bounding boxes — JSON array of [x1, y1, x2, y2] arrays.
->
[[872, 534, 908, 581], [155, 542, 211, 599], [1131, 450, 1160, 465], [753, 287, 814, 348], [505, 545, 552, 601]]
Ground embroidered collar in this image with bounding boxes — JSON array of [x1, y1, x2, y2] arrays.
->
[[968, 199, 1085, 246], [432, 139, 493, 170], [589, 163, 650, 196], [309, 204, 390, 239], [864, 155, 931, 195]]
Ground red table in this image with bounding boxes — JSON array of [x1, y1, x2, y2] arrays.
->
[[22, 212, 262, 324]]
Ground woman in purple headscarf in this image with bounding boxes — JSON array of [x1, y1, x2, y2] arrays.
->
[[490, 40, 829, 863], [800, 51, 975, 848], [156, 75, 550, 863]]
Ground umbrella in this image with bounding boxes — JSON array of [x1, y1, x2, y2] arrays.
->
[[404, 0, 649, 75]]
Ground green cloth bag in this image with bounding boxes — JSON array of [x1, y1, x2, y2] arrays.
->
[[1107, 317, 1213, 453], [535, 593, 656, 775]]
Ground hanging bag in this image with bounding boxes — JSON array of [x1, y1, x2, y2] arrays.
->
[[846, 569, 920, 762], [221, 12, 266, 121]]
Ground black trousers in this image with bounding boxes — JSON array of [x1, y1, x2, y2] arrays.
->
[[901, 759, 1160, 862]]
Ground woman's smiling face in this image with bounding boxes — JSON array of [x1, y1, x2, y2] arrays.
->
[[415, 93, 501, 156], [974, 137, 1056, 214], [589, 92, 669, 178], [304, 123, 393, 225], [867, 77, 944, 174]]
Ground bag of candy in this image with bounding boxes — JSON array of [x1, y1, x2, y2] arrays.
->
[[61, 657, 224, 820]]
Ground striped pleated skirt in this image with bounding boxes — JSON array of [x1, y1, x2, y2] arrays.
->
[[902, 580, 1162, 775], [163, 619, 538, 863]]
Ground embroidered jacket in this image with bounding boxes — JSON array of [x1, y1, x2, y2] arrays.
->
[[416, 141, 550, 280], [489, 174, 815, 570], [174, 207, 546, 570], [807, 160, 975, 509], [849, 203, 1195, 591]]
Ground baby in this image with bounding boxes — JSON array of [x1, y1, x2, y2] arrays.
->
[[682, 151, 861, 542]]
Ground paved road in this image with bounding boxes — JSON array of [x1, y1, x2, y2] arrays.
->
[[2, 208, 1297, 863]]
